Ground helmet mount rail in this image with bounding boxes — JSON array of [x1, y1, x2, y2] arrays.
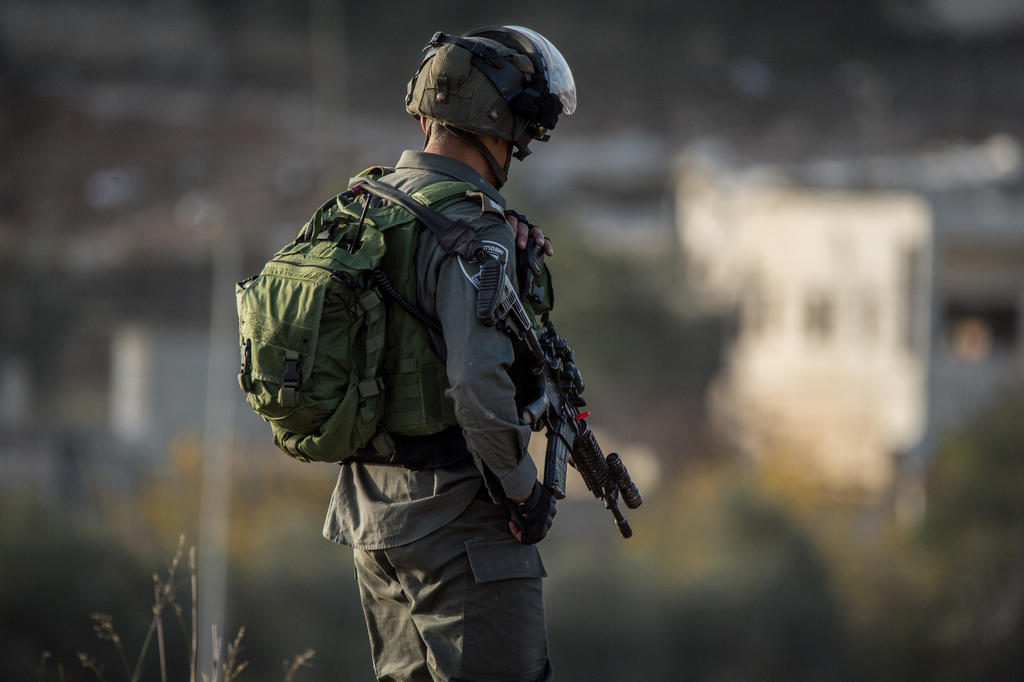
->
[[427, 31, 505, 70]]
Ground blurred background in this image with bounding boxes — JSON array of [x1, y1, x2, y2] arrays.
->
[[2, 0, 1024, 680]]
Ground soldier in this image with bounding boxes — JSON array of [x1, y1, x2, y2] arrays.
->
[[320, 26, 576, 681]]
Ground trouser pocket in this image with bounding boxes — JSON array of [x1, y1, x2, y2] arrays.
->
[[462, 537, 549, 681]]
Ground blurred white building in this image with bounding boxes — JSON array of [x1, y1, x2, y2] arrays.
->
[[676, 136, 1024, 494]]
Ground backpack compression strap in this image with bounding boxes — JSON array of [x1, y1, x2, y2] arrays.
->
[[350, 178, 487, 261]]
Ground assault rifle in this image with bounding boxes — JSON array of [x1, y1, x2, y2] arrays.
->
[[475, 240, 643, 538]]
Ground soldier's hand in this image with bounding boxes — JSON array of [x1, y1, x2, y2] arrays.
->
[[508, 481, 556, 544], [505, 209, 554, 256]]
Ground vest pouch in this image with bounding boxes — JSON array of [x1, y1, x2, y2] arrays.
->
[[237, 264, 336, 430], [266, 283, 388, 462], [270, 375, 380, 462], [383, 356, 457, 436]]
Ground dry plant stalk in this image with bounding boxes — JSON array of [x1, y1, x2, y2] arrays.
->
[[210, 624, 221, 682], [282, 649, 315, 682], [190, 546, 198, 682], [153, 575, 167, 682], [77, 535, 192, 682], [36, 650, 51, 680], [129, 534, 186, 682], [222, 627, 249, 681], [70, 536, 265, 682], [89, 613, 131, 679], [200, 623, 250, 682], [36, 650, 68, 682], [77, 653, 107, 682]]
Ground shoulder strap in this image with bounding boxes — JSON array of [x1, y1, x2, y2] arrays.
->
[[347, 165, 395, 187], [412, 180, 477, 206], [350, 178, 485, 261]]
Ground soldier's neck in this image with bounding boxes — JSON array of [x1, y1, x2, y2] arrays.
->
[[424, 137, 508, 189]]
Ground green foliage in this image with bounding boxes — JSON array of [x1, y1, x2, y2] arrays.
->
[[916, 393, 1024, 680], [0, 497, 179, 682], [510, 226, 730, 459], [926, 394, 1024, 538], [546, 476, 845, 681], [224, 516, 371, 681], [550, 240, 727, 396], [0, 451, 356, 682], [8, 391, 1024, 680]]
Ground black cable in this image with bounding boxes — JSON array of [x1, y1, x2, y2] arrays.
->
[[372, 268, 442, 334]]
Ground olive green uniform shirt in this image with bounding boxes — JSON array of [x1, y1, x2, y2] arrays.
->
[[323, 151, 537, 550]]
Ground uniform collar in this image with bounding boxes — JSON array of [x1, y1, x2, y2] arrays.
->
[[395, 151, 506, 209]]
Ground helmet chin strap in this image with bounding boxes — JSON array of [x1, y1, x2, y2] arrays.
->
[[442, 124, 511, 189]]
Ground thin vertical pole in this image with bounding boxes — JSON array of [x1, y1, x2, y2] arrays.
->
[[197, 218, 239, 675]]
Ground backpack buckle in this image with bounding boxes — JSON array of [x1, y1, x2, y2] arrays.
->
[[278, 351, 302, 408], [370, 429, 395, 456], [238, 338, 253, 393], [359, 289, 382, 313], [357, 376, 384, 398]]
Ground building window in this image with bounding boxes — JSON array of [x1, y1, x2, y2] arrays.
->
[[944, 300, 1018, 362], [805, 293, 834, 342], [742, 270, 774, 336], [902, 246, 928, 354], [860, 294, 879, 342]]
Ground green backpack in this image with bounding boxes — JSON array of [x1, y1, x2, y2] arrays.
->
[[236, 174, 487, 462]]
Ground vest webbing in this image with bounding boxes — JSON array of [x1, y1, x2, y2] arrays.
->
[[356, 176, 481, 437]]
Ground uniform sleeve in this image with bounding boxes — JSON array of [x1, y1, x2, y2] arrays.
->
[[423, 214, 537, 501]]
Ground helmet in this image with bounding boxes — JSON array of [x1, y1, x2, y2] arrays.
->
[[405, 25, 576, 164]]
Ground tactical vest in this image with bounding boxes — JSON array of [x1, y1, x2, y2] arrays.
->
[[371, 173, 554, 451], [373, 177, 473, 438]]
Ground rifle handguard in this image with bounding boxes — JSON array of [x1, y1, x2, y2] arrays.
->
[[572, 428, 641, 538], [606, 452, 643, 509], [572, 428, 610, 495]]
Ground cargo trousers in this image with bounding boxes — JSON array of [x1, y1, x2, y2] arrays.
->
[[353, 498, 553, 682]]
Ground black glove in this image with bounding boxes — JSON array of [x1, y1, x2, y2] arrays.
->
[[508, 481, 556, 545]]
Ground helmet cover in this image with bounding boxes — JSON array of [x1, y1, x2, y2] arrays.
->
[[406, 25, 575, 153]]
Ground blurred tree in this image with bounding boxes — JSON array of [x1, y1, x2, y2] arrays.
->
[[521, 233, 730, 466], [0, 498, 178, 682], [545, 470, 846, 681], [918, 392, 1024, 680]]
